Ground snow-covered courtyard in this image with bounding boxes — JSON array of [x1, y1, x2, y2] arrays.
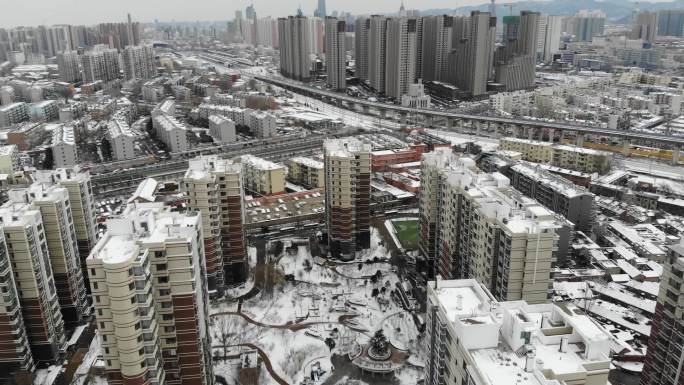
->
[[209, 227, 425, 385]]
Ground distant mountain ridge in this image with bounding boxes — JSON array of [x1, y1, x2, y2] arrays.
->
[[418, 0, 684, 20]]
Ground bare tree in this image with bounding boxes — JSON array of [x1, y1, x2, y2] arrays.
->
[[216, 317, 232, 360]]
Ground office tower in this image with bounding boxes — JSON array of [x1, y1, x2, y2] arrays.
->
[[36, 168, 98, 296], [0, 231, 35, 382], [424, 279, 611, 385], [0, 203, 66, 362], [451, 11, 495, 97], [420, 15, 453, 82], [573, 10, 605, 42], [325, 17, 346, 91], [641, 244, 684, 385], [658, 9, 684, 37], [183, 156, 246, 291], [277, 16, 311, 81], [419, 151, 559, 302], [87, 204, 213, 385], [235, 11, 245, 41], [8, 184, 89, 326], [245, 5, 258, 45], [57, 50, 81, 83], [324, 138, 372, 260], [122, 45, 157, 81], [315, 0, 327, 18], [368, 15, 388, 94], [82, 48, 120, 83], [632, 11, 658, 44], [354, 17, 370, 80], [385, 17, 418, 100], [536, 15, 562, 63]]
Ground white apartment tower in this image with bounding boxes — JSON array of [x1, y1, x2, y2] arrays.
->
[[325, 17, 346, 91]]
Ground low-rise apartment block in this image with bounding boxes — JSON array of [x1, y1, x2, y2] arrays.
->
[[508, 163, 595, 232], [107, 118, 136, 160], [152, 114, 189, 153], [52, 125, 78, 167], [0, 102, 29, 128], [288, 156, 324, 188], [240, 155, 286, 196], [208, 115, 237, 144], [500, 138, 611, 173], [0, 144, 20, 175], [424, 279, 611, 385], [87, 203, 213, 385]]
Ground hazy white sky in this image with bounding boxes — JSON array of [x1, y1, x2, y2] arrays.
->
[[3, 0, 503, 27]]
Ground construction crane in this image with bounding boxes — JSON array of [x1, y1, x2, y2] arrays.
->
[[501, 2, 515, 16]]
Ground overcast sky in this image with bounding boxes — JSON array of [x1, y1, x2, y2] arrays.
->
[[2, 0, 511, 27]]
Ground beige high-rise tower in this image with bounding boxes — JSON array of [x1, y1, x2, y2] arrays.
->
[[324, 138, 372, 260], [183, 156, 246, 292], [87, 203, 213, 385]]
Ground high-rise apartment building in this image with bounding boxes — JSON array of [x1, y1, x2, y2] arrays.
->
[[495, 11, 540, 91], [368, 15, 388, 94], [632, 11, 658, 44], [450, 11, 495, 97], [418, 150, 559, 303], [183, 156, 246, 291], [0, 231, 35, 382], [122, 45, 157, 81], [536, 15, 562, 63], [82, 48, 121, 83], [641, 243, 684, 385], [354, 17, 370, 80], [658, 9, 684, 37], [325, 17, 346, 91], [8, 184, 89, 326], [35, 168, 98, 295], [277, 16, 311, 81], [0, 203, 66, 362], [57, 50, 81, 83], [573, 10, 605, 42], [420, 15, 453, 82], [87, 203, 213, 385], [385, 17, 418, 100], [324, 138, 372, 260], [424, 279, 611, 385]]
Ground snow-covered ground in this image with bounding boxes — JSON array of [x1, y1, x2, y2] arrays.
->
[[210, 227, 424, 385]]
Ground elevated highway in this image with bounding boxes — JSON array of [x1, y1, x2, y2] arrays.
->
[[255, 75, 684, 148]]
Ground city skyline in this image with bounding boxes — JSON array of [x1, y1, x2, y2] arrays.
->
[[0, 0, 674, 28]]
